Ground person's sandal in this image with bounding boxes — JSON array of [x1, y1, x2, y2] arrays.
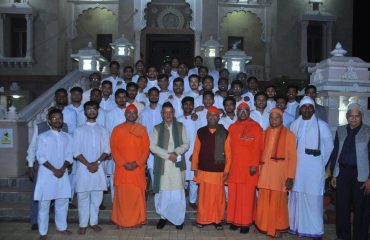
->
[[78, 227, 87, 235], [90, 225, 102, 232], [214, 223, 223, 230], [197, 223, 204, 228]]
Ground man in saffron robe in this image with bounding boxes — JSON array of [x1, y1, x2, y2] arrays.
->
[[227, 102, 263, 234], [192, 106, 231, 230], [110, 104, 150, 228], [255, 108, 297, 238]]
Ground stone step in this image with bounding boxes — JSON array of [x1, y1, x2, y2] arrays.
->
[[0, 187, 114, 204], [0, 177, 33, 189], [0, 200, 197, 223]]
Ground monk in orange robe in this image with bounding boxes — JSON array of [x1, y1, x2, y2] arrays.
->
[[255, 108, 297, 238], [110, 104, 150, 228], [192, 106, 231, 230], [227, 102, 263, 234]]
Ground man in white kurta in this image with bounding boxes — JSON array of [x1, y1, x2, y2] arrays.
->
[[34, 109, 73, 239], [73, 101, 110, 234], [77, 88, 106, 127], [219, 96, 237, 130], [150, 102, 190, 229], [288, 96, 334, 238], [169, 77, 185, 118], [177, 97, 201, 208], [104, 89, 127, 201], [140, 87, 163, 188], [250, 92, 270, 131], [100, 80, 116, 112]]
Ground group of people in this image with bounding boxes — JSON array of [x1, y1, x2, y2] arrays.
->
[[26, 56, 370, 240]]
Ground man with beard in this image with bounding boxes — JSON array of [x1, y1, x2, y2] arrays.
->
[[111, 104, 150, 228], [250, 92, 270, 131], [219, 96, 237, 130], [105, 89, 129, 202], [126, 82, 144, 117], [169, 77, 185, 118], [34, 108, 73, 239], [103, 61, 125, 93], [192, 106, 230, 230], [177, 97, 201, 209], [227, 102, 263, 234], [77, 88, 106, 127], [73, 101, 110, 235], [140, 87, 163, 187], [288, 96, 333, 239]]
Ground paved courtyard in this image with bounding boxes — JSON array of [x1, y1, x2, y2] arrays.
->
[[0, 222, 337, 240]]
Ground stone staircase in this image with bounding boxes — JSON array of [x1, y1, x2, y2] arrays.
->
[[0, 177, 197, 224]]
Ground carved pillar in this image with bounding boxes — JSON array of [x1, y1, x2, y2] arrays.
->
[[134, 30, 141, 62], [326, 94, 340, 133], [25, 14, 33, 59], [0, 14, 5, 57], [300, 20, 308, 66], [194, 31, 201, 56], [325, 22, 333, 58]]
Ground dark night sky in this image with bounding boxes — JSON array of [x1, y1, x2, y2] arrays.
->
[[352, 0, 370, 62]]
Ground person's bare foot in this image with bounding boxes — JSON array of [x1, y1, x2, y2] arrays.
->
[[90, 225, 102, 232], [78, 227, 87, 235], [56, 229, 72, 235]]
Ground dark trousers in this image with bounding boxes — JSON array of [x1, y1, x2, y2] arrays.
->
[[30, 166, 38, 225], [336, 167, 370, 240]]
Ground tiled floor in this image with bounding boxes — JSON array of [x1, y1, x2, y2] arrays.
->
[[0, 222, 338, 240]]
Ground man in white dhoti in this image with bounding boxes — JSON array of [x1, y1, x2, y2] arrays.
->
[[34, 108, 73, 239], [177, 97, 201, 209], [288, 96, 334, 239], [150, 102, 190, 229], [73, 101, 110, 235], [105, 89, 128, 201], [140, 87, 163, 188]]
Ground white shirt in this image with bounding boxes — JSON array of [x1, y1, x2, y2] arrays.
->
[[266, 99, 276, 112], [283, 111, 295, 129], [62, 106, 77, 134], [196, 109, 208, 128], [170, 95, 185, 118], [82, 89, 92, 105], [34, 130, 73, 201], [219, 114, 237, 130], [136, 91, 148, 105], [250, 108, 270, 131], [177, 114, 201, 180], [103, 75, 125, 93], [73, 122, 110, 192], [169, 76, 189, 93], [65, 103, 84, 116], [144, 79, 160, 93], [286, 101, 299, 118], [77, 108, 106, 127], [194, 95, 224, 109], [290, 116, 334, 196], [187, 67, 198, 77], [100, 97, 116, 112], [159, 91, 172, 105], [105, 106, 126, 135], [209, 69, 220, 86], [140, 104, 163, 169], [184, 90, 199, 100]]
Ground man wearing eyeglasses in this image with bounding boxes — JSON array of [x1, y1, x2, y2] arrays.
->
[[226, 102, 263, 234]]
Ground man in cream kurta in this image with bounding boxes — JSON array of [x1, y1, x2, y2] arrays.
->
[[150, 102, 189, 229]]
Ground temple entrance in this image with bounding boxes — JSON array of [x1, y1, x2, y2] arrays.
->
[[146, 34, 194, 71]]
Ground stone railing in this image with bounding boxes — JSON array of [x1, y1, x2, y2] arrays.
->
[[18, 69, 87, 142], [245, 64, 264, 80]]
